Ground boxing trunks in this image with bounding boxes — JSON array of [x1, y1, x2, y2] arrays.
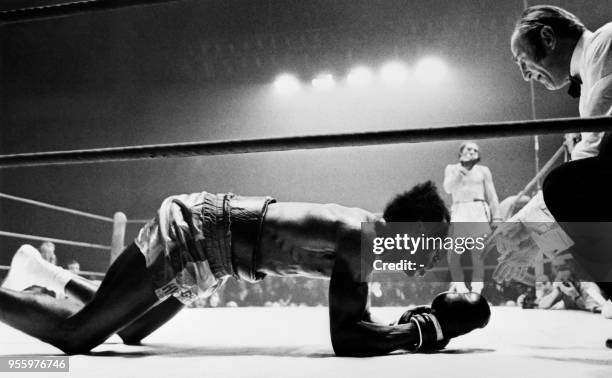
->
[[449, 199, 492, 241], [134, 191, 275, 304]]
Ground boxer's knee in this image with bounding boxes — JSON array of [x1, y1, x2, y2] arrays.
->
[[56, 337, 96, 355], [44, 321, 98, 355]]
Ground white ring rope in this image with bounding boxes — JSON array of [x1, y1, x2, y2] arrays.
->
[[0, 192, 114, 222], [0, 265, 105, 278], [0, 230, 111, 250]]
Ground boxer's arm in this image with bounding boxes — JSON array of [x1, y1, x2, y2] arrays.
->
[[329, 265, 418, 356], [443, 164, 464, 194], [482, 166, 501, 222], [329, 234, 418, 356]]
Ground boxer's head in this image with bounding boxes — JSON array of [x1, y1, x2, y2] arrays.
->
[[511, 5, 585, 90], [382, 181, 449, 276], [458, 141, 480, 164], [382, 181, 449, 224]]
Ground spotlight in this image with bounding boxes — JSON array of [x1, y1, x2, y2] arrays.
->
[[414, 56, 448, 83], [312, 73, 336, 90], [346, 66, 373, 88], [273, 73, 301, 95], [380, 61, 409, 86]]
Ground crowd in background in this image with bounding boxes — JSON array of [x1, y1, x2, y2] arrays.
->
[[188, 275, 454, 308], [1, 241, 609, 315]]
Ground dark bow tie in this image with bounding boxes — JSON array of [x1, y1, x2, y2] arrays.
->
[[568, 75, 582, 98]]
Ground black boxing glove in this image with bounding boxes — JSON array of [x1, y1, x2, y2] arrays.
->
[[397, 305, 450, 351], [430, 291, 491, 339]]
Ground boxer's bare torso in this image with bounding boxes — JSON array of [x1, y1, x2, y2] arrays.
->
[[445, 163, 487, 202], [256, 202, 379, 279]]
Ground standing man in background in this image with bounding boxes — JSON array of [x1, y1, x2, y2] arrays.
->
[[39, 241, 57, 266], [444, 141, 501, 294]]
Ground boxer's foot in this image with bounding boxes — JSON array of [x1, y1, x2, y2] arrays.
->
[[1, 245, 73, 296], [2, 245, 43, 291]]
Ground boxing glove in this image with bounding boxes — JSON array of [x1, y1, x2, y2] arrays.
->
[[398, 292, 490, 351], [430, 291, 490, 339]]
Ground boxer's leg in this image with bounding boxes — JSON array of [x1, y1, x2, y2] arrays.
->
[[469, 249, 485, 294], [7, 254, 185, 346], [118, 296, 185, 344], [62, 273, 184, 345], [14, 251, 184, 345], [447, 252, 468, 292], [2, 244, 101, 304], [0, 243, 159, 354], [64, 275, 99, 304]]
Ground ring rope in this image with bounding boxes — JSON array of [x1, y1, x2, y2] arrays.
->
[[1, 116, 610, 169], [0, 192, 114, 222], [0, 0, 183, 25], [0, 230, 111, 250], [0, 265, 105, 278]]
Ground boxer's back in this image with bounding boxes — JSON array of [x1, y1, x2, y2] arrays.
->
[[256, 202, 376, 278]]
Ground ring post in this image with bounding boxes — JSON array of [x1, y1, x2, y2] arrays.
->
[[110, 212, 127, 265]]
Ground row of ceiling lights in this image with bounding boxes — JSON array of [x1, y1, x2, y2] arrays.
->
[[273, 57, 448, 94]]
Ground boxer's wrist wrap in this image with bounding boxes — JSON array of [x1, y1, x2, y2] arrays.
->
[[410, 314, 444, 351]]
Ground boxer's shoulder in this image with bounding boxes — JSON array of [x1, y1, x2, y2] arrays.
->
[[471, 164, 491, 178], [266, 202, 373, 227]]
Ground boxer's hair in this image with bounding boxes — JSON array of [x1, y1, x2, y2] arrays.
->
[[383, 181, 450, 223], [514, 5, 585, 61]]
